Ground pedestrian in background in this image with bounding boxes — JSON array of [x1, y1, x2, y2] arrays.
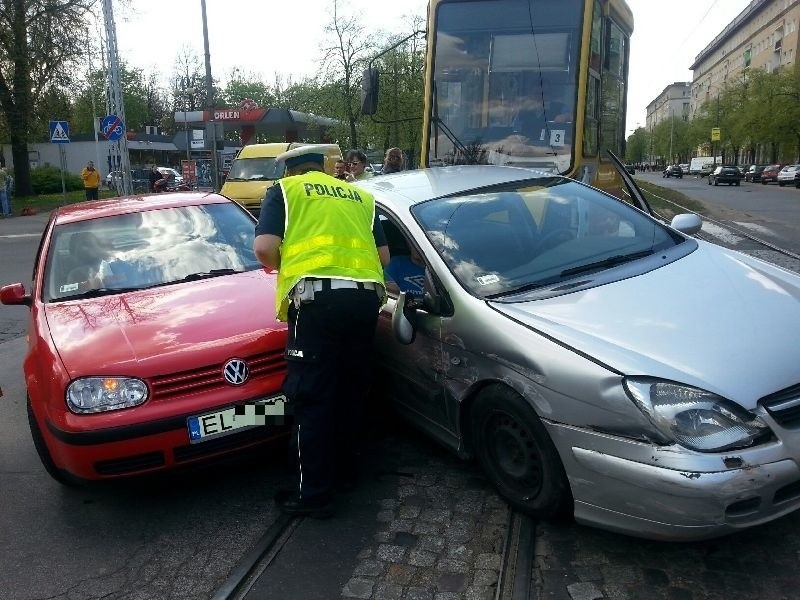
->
[[253, 145, 390, 518], [0, 167, 11, 218], [344, 150, 373, 182], [333, 159, 348, 180], [381, 148, 406, 175], [81, 161, 100, 201], [148, 165, 162, 192]]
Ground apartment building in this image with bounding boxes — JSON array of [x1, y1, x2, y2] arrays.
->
[[689, 0, 800, 117], [645, 82, 692, 132]]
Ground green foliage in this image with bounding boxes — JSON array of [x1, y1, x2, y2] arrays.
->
[[631, 65, 800, 165], [29, 166, 83, 194]]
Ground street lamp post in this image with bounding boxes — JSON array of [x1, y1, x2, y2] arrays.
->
[[200, 0, 219, 191]]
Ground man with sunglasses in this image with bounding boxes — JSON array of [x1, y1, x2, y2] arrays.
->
[[344, 150, 373, 182]]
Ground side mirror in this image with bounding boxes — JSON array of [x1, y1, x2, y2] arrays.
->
[[0, 283, 32, 307], [360, 67, 380, 116], [670, 213, 703, 235], [392, 292, 416, 345]]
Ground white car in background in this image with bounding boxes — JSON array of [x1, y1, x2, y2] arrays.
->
[[777, 164, 800, 188], [157, 167, 184, 185]]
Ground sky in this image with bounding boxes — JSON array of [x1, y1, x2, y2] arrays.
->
[[109, 0, 754, 138]]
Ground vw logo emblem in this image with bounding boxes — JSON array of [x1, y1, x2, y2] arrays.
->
[[223, 359, 249, 386]]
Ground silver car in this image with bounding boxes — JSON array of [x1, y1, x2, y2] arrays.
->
[[359, 165, 800, 541]]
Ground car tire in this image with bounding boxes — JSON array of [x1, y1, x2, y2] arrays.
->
[[762, 180, 767, 185], [708, 178, 712, 185], [714, 180, 719, 186], [779, 182, 785, 187], [27, 397, 83, 486], [471, 384, 571, 519], [735, 181, 740, 186]]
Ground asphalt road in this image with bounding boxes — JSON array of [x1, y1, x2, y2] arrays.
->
[[637, 170, 800, 253]]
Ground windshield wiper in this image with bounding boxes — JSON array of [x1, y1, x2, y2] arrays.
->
[[178, 268, 239, 282], [560, 250, 654, 278], [58, 286, 143, 300]]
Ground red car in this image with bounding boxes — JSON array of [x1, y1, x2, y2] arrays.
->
[[1, 193, 288, 484], [760, 164, 786, 184]]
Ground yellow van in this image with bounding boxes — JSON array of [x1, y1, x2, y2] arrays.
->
[[221, 143, 342, 215]]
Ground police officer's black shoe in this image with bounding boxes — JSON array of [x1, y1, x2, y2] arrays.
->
[[274, 489, 334, 519]]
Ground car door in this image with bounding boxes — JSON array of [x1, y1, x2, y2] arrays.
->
[[374, 210, 454, 441]]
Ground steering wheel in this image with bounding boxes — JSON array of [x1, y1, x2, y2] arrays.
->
[[536, 228, 577, 253]]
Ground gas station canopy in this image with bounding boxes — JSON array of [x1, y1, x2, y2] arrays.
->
[[175, 107, 338, 146]]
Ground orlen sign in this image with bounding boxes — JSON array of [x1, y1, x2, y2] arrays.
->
[[214, 110, 241, 120], [212, 109, 267, 122]]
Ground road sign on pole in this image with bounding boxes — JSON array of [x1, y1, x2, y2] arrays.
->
[[101, 114, 125, 141], [49, 121, 70, 144]]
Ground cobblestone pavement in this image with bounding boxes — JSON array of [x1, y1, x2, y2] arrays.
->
[[534, 510, 800, 600], [339, 427, 509, 600]]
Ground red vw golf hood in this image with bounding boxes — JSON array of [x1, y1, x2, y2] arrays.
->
[[43, 271, 285, 378]]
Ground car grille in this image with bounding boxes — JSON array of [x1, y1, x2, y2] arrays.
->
[[95, 451, 166, 475], [148, 350, 285, 401], [760, 383, 800, 427]]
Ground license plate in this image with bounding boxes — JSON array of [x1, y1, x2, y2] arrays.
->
[[186, 395, 287, 443]]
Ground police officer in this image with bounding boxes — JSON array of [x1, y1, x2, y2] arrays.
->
[[254, 146, 390, 518]]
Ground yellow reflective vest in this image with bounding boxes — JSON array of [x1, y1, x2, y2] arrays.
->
[[274, 171, 386, 321]]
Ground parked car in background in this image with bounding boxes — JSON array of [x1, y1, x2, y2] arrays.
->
[[358, 162, 800, 541], [708, 165, 742, 186], [678, 163, 689, 174], [777, 164, 800, 187], [104, 169, 150, 193], [157, 167, 184, 186], [662, 164, 683, 178], [624, 164, 635, 175], [699, 164, 715, 178], [0, 192, 289, 484], [761, 164, 786, 184], [744, 164, 768, 183]]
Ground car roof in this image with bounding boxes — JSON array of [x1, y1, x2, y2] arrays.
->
[[355, 165, 560, 210], [52, 192, 230, 226]]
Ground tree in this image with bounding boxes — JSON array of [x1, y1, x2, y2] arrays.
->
[[70, 66, 163, 135], [0, 0, 95, 196], [320, 0, 376, 150], [361, 16, 426, 166], [625, 127, 649, 164]]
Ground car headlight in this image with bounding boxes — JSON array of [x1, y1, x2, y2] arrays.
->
[[624, 377, 771, 452], [67, 377, 148, 414]]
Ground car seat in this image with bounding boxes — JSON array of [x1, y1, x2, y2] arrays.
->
[[66, 231, 107, 284]]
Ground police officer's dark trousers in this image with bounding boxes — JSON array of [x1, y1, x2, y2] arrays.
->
[[282, 286, 381, 502]]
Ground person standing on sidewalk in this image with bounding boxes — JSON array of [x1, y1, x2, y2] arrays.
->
[[254, 145, 390, 518], [0, 168, 10, 217], [80, 161, 101, 201]]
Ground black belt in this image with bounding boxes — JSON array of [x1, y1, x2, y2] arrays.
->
[[306, 278, 378, 292]]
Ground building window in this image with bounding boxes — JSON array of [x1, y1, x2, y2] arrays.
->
[[744, 48, 752, 67]]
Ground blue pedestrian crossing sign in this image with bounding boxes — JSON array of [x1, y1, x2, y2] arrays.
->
[[49, 121, 70, 144]]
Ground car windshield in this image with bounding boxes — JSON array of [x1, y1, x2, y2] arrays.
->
[[226, 157, 279, 181], [412, 178, 682, 299], [43, 203, 262, 302]]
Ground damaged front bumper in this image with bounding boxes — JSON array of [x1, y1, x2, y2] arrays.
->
[[546, 420, 800, 541]]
